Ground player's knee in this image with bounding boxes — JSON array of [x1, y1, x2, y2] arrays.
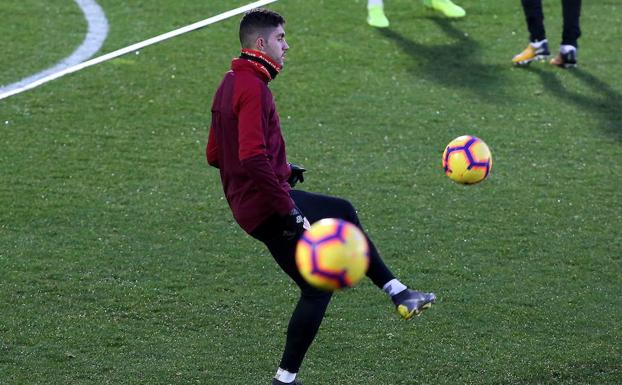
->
[[301, 287, 332, 303], [339, 198, 359, 225]]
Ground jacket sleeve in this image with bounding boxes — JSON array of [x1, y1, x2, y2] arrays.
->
[[236, 80, 293, 216], [206, 123, 219, 168], [241, 154, 294, 216]]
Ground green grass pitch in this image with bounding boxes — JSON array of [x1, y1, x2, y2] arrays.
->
[[1, 1, 621, 384]]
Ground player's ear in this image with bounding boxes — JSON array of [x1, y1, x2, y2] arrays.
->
[[255, 35, 265, 50]]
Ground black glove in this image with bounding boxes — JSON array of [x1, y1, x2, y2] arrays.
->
[[288, 163, 306, 188], [283, 207, 305, 240]]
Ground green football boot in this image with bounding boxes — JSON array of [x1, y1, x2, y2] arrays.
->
[[423, 0, 466, 18], [367, 4, 390, 28]]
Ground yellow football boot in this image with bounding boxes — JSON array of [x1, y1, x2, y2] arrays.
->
[[512, 41, 550, 66]]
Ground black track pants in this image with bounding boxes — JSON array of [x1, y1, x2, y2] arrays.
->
[[251, 190, 395, 372], [520, 0, 582, 47]]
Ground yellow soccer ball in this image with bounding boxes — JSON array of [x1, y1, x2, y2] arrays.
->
[[442, 135, 493, 184], [295, 218, 369, 291]]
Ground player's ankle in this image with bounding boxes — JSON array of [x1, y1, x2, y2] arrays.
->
[[382, 278, 408, 297]]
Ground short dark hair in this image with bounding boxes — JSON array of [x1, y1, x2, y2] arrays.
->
[[239, 8, 285, 48]]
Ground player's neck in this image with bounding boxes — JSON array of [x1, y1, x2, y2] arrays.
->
[[240, 49, 281, 80]]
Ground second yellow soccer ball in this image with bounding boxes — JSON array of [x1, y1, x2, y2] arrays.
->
[[442, 135, 492, 184]]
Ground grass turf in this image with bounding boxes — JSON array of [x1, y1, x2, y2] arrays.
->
[[1, 1, 621, 384]]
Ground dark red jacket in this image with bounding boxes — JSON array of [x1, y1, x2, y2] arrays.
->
[[206, 50, 294, 234]]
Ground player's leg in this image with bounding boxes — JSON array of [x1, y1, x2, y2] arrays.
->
[[522, 0, 546, 42], [561, 0, 582, 47], [290, 189, 436, 319], [513, 0, 550, 65], [251, 217, 332, 384], [551, 0, 581, 67], [291, 190, 393, 287]]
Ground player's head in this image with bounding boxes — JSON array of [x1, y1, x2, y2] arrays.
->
[[239, 9, 288, 66]]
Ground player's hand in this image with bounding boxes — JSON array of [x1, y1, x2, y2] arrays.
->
[[283, 207, 306, 240], [288, 163, 306, 188]]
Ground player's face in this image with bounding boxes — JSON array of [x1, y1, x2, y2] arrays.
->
[[262, 25, 288, 66]]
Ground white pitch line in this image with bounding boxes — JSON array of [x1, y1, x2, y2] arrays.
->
[[0, 0, 279, 101], [0, 0, 109, 98]]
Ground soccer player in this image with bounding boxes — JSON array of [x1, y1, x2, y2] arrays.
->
[[206, 9, 436, 385], [367, 0, 466, 28], [512, 0, 582, 68]]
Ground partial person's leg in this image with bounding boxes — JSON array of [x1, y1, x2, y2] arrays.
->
[[513, 0, 550, 65], [550, 0, 581, 67], [290, 189, 436, 320], [266, 237, 332, 373], [561, 0, 582, 47], [251, 218, 332, 380], [521, 0, 546, 42]]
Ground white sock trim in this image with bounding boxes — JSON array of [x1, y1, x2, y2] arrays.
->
[[560, 44, 577, 54], [531, 39, 548, 48], [275, 368, 297, 383], [368, 0, 384, 7], [383, 279, 407, 297]]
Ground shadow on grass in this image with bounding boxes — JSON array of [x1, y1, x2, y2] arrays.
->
[[379, 18, 622, 141], [491, 358, 622, 385], [524, 66, 622, 141], [377, 18, 508, 102]]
